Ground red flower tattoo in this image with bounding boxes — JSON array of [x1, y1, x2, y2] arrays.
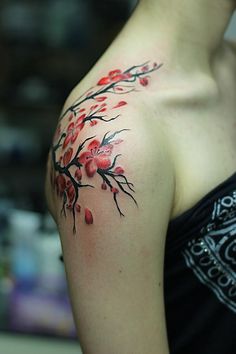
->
[[51, 61, 163, 233], [79, 139, 113, 177], [97, 69, 132, 86], [85, 208, 93, 224], [63, 115, 85, 149]]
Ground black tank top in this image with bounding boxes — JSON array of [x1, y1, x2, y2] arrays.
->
[[164, 172, 236, 354]]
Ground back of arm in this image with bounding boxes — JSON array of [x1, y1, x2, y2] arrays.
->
[[46, 62, 175, 354]]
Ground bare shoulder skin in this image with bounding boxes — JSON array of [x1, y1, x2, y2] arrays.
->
[[46, 1, 236, 353]]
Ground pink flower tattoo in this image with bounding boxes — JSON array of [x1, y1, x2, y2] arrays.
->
[[50, 61, 163, 233]]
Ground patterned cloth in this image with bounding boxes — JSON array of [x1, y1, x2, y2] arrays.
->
[[164, 172, 236, 354]]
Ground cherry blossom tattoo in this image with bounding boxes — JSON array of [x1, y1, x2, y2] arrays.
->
[[50, 61, 163, 233]]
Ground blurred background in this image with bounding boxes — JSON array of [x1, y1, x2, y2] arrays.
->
[[0, 0, 235, 353], [0, 0, 137, 352]]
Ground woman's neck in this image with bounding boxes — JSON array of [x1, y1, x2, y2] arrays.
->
[[125, 0, 235, 75]]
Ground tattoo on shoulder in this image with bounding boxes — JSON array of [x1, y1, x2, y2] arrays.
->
[[50, 61, 163, 233]]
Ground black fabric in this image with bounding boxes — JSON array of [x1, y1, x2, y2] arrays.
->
[[164, 172, 236, 354]]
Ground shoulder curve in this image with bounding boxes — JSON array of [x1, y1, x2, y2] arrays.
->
[[46, 60, 176, 233]]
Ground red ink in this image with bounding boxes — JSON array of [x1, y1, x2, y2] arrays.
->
[[111, 187, 119, 194], [63, 148, 73, 165], [109, 69, 122, 76], [76, 204, 81, 213], [95, 96, 107, 102], [97, 76, 111, 86], [114, 166, 124, 174], [90, 105, 99, 111], [55, 175, 66, 195], [79, 139, 113, 177], [111, 74, 125, 82], [67, 184, 75, 202], [141, 65, 149, 72], [98, 108, 107, 113], [112, 101, 127, 109], [114, 87, 124, 91], [85, 208, 93, 224], [97, 69, 132, 86], [68, 113, 74, 121], [63, 117, 85, 149], [101, 181, 107, 190], [139, 77, 149, 86], [75, 168, 82, 181]]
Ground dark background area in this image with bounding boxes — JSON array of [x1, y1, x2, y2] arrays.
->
[[0, 0, 137, 346]]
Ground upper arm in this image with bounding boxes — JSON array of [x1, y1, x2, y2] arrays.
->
[[46, 62, 175, 354]]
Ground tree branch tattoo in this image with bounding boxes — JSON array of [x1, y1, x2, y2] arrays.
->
[[50, 61, 163, 233]]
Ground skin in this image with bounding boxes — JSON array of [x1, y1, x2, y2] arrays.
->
[[46, 1, 236, 353]]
